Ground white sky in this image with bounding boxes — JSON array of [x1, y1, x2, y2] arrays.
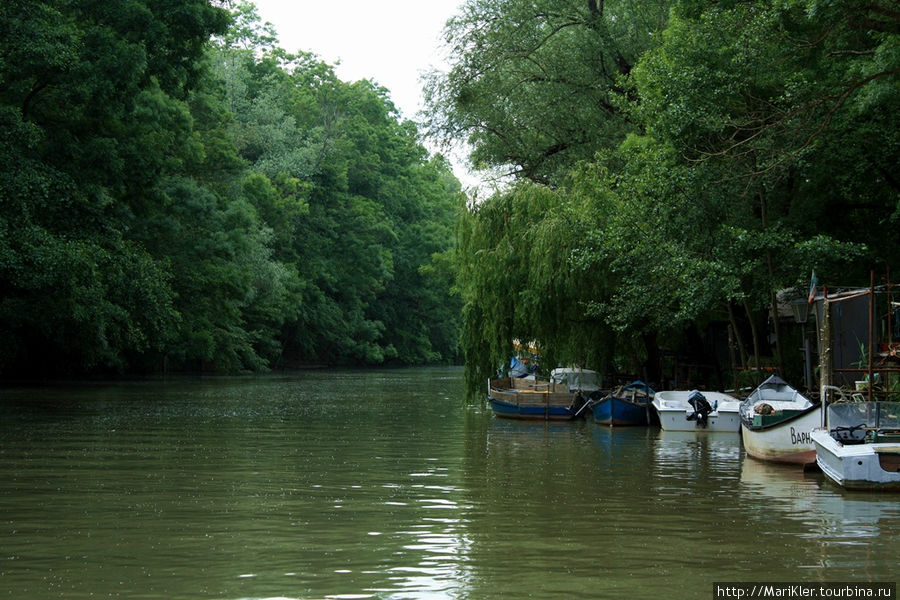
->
[[252, 0, 461, 120], [251, 0, 488, 192]]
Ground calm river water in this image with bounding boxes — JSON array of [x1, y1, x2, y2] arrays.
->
[[1, 368, 897, 599]]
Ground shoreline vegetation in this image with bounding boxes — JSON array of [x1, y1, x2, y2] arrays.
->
[[2, 1, 897, 388], [0, 1, 463, 378]]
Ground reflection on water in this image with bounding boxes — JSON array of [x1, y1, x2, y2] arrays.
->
[[739, 455, 900, 575], [1, 369, 897, 600]]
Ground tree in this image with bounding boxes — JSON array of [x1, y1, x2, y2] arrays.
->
[[628, 0, 897, 371], [424, 0, 670, 184], [453, 177, 619, 396], [0, 0, 232, 374], [210, 3, 463, 366], [632, 0, 899, 266], [1, 0, 463, 377]]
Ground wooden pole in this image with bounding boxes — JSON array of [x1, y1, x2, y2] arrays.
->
[[868, 271, 874, 403], [888, 269, 894, 401], [728, 323, 739, 393], [818, 287, 832, 400]]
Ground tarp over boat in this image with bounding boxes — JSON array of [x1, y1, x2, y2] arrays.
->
[[550, 368, 601, 392]]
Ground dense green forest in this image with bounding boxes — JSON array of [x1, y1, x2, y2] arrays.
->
[[422, 0, 899, 396], [0, 1, 463, 376], [2, 0, 898, 387]]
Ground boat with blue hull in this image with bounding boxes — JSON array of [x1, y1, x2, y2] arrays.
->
[[488, 368, 600, 421], [590, 381, 656, 426], [488, 394, 584, 420]]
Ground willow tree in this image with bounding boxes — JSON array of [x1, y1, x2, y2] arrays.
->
[[428, 0, 673, 396], [439, 0, 896, 395], [456, 180, 615, 397]]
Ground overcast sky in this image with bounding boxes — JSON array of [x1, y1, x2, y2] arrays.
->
[[250, 1, 490, 190], [251, 1, 463, 119]]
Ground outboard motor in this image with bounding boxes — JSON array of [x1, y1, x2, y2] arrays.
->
[[686, 390, 713, 427]]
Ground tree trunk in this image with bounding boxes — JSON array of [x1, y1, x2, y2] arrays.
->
[[769, 289, 785, 376], [642, 330, 661, 387], [728, 321, 740, 392], [743, 298, 762, 386], [727, 302, 749, 368], [759, 190, 785, 377]]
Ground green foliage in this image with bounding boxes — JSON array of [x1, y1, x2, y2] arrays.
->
[[208, 12, 464, 367], [424, 0, 670, 184], [632, 0, 898, 278], [437, 0, 897, 396], [0, 0, 229, 374], [570, 139, 733, 333], [454, 179, 616, 396], [0, 0, 462, 376]]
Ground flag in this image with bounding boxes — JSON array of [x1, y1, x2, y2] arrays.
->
[[807, 270, 818, 304]]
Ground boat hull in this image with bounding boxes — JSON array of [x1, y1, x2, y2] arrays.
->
[[812, 428, 900, 491], [488, 397, 580, 421], [488, 377, 587, 421], [738, 375, 819, 464], [652, 391, 741, 432], [656, 408, 741, 432], [592, 397, 650, 426], [740, 405, 821, 465]]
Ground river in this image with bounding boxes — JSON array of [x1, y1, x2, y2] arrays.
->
[[1, 368, 897, 599]]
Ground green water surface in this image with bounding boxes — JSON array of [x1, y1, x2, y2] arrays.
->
[[1, 368, 897, 599]]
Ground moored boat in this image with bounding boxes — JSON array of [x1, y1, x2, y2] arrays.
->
[[488, 368, 600, 421], [739, 375, 820, 465], [590, 381, 655, 426], [812, 399, 900, 491], [652, 390, 741, 432]]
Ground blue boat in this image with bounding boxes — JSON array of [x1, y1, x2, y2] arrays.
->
[[488, 395, 586, 420], [488, 369, 600, 421], [590, 381, 656, 426]]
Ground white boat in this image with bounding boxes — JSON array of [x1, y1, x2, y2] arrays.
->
[[812, 399, 900, 491], [739, 375, 820, 464], [652, 390, 741, 432]]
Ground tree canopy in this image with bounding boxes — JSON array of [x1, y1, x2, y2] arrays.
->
[[424, 0, 670, 184], [0, 0, 463, 376]]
